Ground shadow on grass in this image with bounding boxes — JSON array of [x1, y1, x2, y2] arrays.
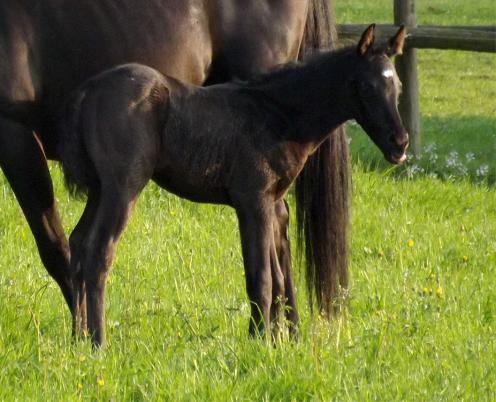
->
[[348, 114, 496, 186]]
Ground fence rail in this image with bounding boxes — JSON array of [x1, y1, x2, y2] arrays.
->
[[338, 24, 496, 53]]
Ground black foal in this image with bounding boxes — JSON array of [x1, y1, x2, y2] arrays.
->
[[60, 25, 408, 347]]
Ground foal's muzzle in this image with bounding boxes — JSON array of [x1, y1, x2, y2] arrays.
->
[[385, 131, 409, 164]]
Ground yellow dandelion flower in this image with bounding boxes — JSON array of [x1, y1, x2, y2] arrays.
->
[[423, 287, 429, 294], [77, 383, 83, 390], [97, 377, 104, 387], [408, 239, 415, 248], [436, 287, 443, 297]]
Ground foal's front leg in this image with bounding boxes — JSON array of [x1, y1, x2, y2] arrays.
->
[[269, 232, 285, 336], [273, 199, 299, 337], [234, 197, 274, 338]]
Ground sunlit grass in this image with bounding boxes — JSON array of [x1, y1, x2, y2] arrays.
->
[[1, 165, 495, 400]]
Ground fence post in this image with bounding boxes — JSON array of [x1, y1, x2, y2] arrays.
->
[[394, 0, 421, 156]]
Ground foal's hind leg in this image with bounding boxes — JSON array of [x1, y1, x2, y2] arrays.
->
[[80, 189, 138, 348], [69, 192, 100, 338], [273, 199, 299, 337]]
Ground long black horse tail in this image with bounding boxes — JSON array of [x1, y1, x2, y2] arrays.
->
[[296, 0, 351, 317], [58, 89, 97, 198]]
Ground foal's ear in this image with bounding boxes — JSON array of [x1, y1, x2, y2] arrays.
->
[[387, 25, 407, 56], [357, 24, 376, 56]]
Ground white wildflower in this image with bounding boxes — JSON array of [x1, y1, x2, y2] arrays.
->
[[445, 151, 459, 168], [476, 165, 489, 177], [465, 152, 475, 162]]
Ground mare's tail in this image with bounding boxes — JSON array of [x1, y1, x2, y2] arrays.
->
[[296, 0, 351, 317], [58, 90, 97, 198]]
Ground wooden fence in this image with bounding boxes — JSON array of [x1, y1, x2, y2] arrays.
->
[[337, 0, 496, 155]]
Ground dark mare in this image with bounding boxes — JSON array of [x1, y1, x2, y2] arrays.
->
[[0, 0, 349, 327], [60, 25, 408, 347]]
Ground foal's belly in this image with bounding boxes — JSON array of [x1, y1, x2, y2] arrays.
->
[[152, 171, 231, 205], [152, 103, 238, 205]]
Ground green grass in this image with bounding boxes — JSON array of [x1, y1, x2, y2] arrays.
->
[[1, 1, 495, 400], [1, 168, 495, 400], [336, 0, 496, 25]]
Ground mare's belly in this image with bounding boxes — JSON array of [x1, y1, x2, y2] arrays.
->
[[38, 1, 213, 113]]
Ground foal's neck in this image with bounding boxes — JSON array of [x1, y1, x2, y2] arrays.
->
[[244, 49, 354, 148]]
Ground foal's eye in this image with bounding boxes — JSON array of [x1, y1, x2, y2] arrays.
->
[[358, 81, 375, 94]]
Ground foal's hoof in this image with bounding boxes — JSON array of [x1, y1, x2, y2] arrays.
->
[[248, 322, 268, 341], [89, 333, 107, 350], [288, 323, 300, 342]]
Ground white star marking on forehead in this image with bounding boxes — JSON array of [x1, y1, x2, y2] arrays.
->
[[382, 69, 394, 78]]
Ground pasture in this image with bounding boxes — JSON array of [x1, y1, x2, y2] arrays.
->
[[0, 0, 495, 400]]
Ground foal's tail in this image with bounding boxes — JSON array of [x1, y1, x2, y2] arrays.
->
[[296, 0, 351, 317], [58, 90, 97, 198]]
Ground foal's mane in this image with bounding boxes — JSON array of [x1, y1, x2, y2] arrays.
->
[[238, 37, 398, 93], [239, 46, 355, 90]]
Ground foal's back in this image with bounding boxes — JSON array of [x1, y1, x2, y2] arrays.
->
[[61, 63, 286, 206]]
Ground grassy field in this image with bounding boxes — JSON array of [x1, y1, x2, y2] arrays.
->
[[1, 1, 495, 400]]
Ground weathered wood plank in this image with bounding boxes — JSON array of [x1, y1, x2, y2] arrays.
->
[[338, 24, 496, 53]]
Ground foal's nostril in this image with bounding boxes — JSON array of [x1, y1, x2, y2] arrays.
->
[[389, 133, 409, 149], [399, 133, 409, 149]]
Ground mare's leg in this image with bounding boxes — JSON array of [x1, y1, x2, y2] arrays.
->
[[273, 199, 299, 336], [0, 118, 73, 312], [234, 197, 274, 338], [81, 188, 138, 348]]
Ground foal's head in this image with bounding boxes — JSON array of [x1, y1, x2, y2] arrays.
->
[[348, 24, 409, 164]]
